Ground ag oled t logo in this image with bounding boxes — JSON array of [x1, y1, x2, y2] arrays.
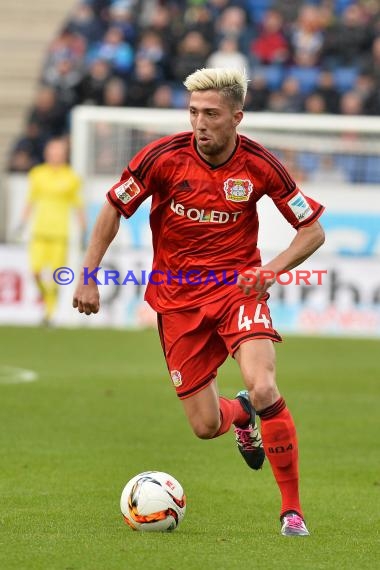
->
[[288, 192, 312, 221]]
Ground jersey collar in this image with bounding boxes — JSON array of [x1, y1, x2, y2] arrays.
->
[[191, 134, 241, 170]]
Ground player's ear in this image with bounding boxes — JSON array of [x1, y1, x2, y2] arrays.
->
[[233, 110, 243, 127]]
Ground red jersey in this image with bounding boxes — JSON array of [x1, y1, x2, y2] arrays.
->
[[106, 132, 324, 313]]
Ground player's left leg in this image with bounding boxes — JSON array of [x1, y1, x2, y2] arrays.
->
[[235, 339, 309, 536]]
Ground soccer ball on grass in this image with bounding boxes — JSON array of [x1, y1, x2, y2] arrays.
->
[[120, 471, 186, 531]]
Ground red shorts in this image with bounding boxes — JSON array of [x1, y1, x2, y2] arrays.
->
[[157, 288, 282, 399]]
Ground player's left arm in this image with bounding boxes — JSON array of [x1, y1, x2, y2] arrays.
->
[[239, 151, 325, 297], [264, 219, 325, 273], [239, 220, 325, 297]]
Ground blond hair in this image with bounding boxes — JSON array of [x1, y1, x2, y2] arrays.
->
[[183, 67, 248, 108]]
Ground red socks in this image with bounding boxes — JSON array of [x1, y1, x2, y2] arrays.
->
[[213, 396, 249, 437], [213, 395, 303, 518], [258, 397, 303, 518]]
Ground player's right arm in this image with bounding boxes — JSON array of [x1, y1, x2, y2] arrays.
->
[[72, 202, 120, 315]]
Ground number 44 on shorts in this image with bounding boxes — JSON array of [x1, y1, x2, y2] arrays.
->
[[238, 304, 270, 331]]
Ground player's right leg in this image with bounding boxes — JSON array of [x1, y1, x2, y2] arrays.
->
[[235, 339, 309, 535], [156, 310, 251, 440]]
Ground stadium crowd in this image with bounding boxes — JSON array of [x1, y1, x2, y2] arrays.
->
[[8, 0, 380, 181]]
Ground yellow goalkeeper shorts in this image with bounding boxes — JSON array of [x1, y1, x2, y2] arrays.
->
[[29, 237, 67, 273]]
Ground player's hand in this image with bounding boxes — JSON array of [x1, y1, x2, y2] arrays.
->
[[237, 267, 276, 299], [72, 281, 100, 315]]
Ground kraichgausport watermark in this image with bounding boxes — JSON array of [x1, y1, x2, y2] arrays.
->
[[53, 267, 328, 286], [53, 267, 75, 285]]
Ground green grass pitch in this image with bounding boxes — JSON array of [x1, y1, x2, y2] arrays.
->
[[0, 326, 379, 570]]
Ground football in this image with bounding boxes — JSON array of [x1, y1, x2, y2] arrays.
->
[[120, 471, 186, 531]]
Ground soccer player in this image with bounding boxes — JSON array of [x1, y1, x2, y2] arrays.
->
[[72, 68, 325, 536], [20, 137, 86, 325]]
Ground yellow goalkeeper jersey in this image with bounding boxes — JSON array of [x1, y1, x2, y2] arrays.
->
[[28, 163, 83, 239]]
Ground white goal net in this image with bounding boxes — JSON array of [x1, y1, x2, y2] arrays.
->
[[71, 106, 380, 185]]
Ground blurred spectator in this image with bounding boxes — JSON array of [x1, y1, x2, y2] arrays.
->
[[267, 90, 291, 112], [44, 29, 86, 71], [339, 90, 364, 115], [250, 9, 290, 65], [8, 121, 47, 173], [354, 72, 377, 113], [171, 31, 210, 82], [102, 76, 127, 106], [139, 3, 183, 65], [266, 76, 305, 113], [149, 84, 174, 108], [84, 0, 110, 22], [206, 37, 249, 71], [27, 86, 68, 140], [77, 58, 114, 105], [125, 58, 159, 107], [8, 149, 38, 173], [183, 5, 215, 39], [65, 3, 105, 45], [280, 76, 304, 112], [42, 55, 83, 111], [138, 3, 175, 38], [108, 1, 137, 44], [314, 70, 340, 113], [273, 0, 305, 23], [88, 26, 134, 76], [303, 93, 327, 114], [135, 30, 169, 78], [207, 0, 231, 20], [361, 35, 380, 84], [322, 2, 372, 67], [244, 74, 270, 111], [290, 5, 324, 67], [214, 6, 252, 53]]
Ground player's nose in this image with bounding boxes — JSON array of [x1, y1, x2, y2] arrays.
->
[[195, 114, 207, 130]]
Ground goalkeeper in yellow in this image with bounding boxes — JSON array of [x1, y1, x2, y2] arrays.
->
[[20, 137, 86, 325]]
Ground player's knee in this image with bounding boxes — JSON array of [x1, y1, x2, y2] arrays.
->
[[191, 419, 219, 440], [250, 380, 279, 411]]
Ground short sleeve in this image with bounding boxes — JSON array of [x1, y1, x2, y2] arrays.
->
[[106, 139, 160, 218], [265, 158, 325, 229]]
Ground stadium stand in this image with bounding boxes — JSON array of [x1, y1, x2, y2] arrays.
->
[[0, 1, 77, 171], [5, 0, 380, 183]]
